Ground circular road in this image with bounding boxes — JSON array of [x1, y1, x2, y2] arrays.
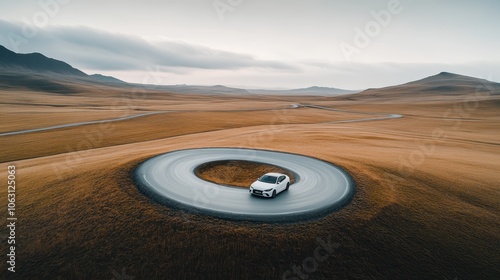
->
[[134, 148, 355, 222]]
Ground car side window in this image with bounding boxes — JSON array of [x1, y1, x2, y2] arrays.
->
[[279, 176, 285, 183]]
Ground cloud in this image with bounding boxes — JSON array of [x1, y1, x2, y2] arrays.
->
[[1, 19, 499, 89], [0, 19, 295, 72]]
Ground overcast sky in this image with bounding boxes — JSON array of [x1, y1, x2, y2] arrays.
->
[[1, 0, 499, 89]]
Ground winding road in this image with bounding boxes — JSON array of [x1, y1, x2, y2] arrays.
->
[[0, 103, 402, 137], [0, 111, 164, 137]]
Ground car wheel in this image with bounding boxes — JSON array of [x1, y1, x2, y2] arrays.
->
[[285, 183, 290, 191], [271, 190, 276, 198]]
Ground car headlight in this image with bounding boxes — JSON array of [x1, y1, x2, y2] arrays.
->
[[264, 188, 273, 192]]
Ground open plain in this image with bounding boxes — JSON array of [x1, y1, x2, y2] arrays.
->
[[0, 74, 499, 279]]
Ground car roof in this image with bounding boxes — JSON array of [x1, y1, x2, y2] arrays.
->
[[263, 172, 285, 177]]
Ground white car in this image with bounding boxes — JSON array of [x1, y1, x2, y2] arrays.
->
[[249, 172, 290, 198]]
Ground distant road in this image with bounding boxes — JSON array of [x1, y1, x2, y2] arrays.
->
[[0, 111, 164, 137], [301, 104, 403, 123], [0, 103, 402, 137]]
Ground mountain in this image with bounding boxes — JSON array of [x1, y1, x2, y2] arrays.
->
[[340, 72, 500, 101], [89, 74, 125, 84], [139, 84, 250, 95], [148, 85, 358, 96], [401, 72, 500, 92], [248, 86, 360, 96], [0, 45, 87, 76], [0, 72, 82, 94], [0, 45, 363, 96], [0, 45, 129, 93], [4, 45, 497, 98], [0, 45, 253, 94]]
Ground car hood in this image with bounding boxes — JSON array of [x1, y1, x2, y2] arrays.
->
[[251, 181, 275, 190]]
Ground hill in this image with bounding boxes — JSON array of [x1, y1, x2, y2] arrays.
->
[[0, 45, 129, 93], [140, 84, 250, 95], [0, 45, 87, 76], [89, 74, 126, 84], [340, 72, 500, 102], [248, 86, 360, 96]]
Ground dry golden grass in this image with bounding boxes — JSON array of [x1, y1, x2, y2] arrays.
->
[[194, 160, 296, 188], [0, 87, 499, 279], [0, 106, 372, 162]]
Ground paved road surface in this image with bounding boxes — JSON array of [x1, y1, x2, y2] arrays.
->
[[135, 148, 355, 222]]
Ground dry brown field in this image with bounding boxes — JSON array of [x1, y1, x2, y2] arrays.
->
[[0, 82, 498, 279]]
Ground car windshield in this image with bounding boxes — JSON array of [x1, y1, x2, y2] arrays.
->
[[258, 175, 277, 184]]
